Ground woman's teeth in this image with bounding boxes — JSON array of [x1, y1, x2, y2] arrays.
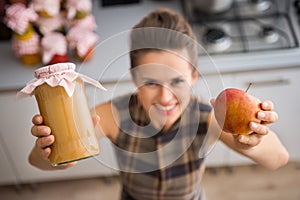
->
[[156, 104, 175, 111]]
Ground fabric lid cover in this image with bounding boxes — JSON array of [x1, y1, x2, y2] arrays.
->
[[17, 62, 106, 98]]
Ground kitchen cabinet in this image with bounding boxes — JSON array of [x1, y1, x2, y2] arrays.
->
[[0, 92, 40, 185], [232, 67, 300, 163], [0, 135, 18, 185], [0, 90, 117, 186]]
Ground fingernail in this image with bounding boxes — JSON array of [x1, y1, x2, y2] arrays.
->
[[46, 135, 53, 143], [258, 112, 265, 119], [240, 135, 246, 143], [251, 122, 258, 129], [46, 137, 51, 142], [43, 127, 50, 134], [262, 102, 268, 108]]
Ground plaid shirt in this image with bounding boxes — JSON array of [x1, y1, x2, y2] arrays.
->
[[112, 93, 212, 200]]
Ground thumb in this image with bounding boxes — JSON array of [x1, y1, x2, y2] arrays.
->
[[210, 98, 216, 108], [92, 115, 100, 127]]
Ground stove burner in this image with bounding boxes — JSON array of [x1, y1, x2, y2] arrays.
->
[[203, 28, 232, 52], [185, 0, 298, 55], [261, 26, 279, 43], [250, 0, 272, 11]]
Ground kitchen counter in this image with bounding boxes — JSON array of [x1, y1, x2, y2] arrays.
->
[[0, 0, 181, 91], [1, 0, 300, 91]]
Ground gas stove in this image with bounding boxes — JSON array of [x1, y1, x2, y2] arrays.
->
[[182, 0, 300, 59]]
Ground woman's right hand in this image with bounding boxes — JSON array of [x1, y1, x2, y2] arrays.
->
[[31, 114, 53, 161], [29, 114, 76, 170]]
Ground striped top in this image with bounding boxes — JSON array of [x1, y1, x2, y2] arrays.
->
[[112, 93, 212, 200]]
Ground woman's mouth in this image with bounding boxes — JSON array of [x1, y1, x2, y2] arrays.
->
[[155, 103, 177, 115]]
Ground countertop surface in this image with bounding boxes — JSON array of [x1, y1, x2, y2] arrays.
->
[[1, 0, 300, 91]]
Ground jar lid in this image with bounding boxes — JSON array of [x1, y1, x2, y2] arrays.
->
[[12, 33, 40, 56], [40, 34, 68, 65], [29, 0, 61, 17], [67, 27, 98, 57], [70, 14, 97, 31], [36, 13, 66, 35], [17, 62, 106, 99], [5, 3, 38, 35], [34, 62, 75, 78], [66, 0, 92, 19]]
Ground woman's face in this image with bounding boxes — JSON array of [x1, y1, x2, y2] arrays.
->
[[132, 50, 198, 132]]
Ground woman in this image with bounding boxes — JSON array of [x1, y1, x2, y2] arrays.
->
[[29, 8, 289, 200]]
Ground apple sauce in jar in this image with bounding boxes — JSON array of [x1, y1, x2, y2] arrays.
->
[[17, 63, 106, 166]]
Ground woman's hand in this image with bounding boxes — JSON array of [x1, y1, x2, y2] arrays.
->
[[211, 98, 288, 169], [31, 114, 53, 161], [29, 114, 100, 170], [211, 98, 278, 148], [236, 100, 278, 147], [29, 114, 76, 170]]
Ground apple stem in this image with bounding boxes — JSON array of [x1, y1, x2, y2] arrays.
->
[[245, 83, 252, 93]]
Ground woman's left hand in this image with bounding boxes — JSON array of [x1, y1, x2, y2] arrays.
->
[[237, 100, 278, 147]]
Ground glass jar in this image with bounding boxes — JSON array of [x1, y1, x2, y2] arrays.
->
[[17, 62, 106, 166]]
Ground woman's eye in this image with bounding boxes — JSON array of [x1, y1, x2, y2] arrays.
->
[[171, 78, 184, 86]]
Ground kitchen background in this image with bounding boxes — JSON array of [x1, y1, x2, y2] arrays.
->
[[0, 0, 300, 199]]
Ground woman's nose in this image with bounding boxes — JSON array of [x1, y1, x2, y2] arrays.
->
[[158, 85, 174, 104]]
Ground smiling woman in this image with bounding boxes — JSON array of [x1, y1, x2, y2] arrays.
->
[[132, 50, 198, 132], [28, 7, 288, 200]]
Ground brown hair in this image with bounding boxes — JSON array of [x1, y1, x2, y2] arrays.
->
[[129, 8, 198, 71]]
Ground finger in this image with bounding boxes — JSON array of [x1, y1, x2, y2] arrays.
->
[[92, 115, 100, 127], [36, 135, 55, 149], [210, 98, 216, 107], [40, 147, 52, 160], [32, 114, 43, 125], [238, 134, 262, 147], [250, 122, 269, 135], [257, 111, 278, 123], [31, 125, 51, 137], [260, 100, 274, 111]]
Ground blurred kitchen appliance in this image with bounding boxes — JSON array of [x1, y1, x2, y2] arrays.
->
[[101, 0, 140, 7], [191, 0, 233, 14], [182, 0, 300, 56]]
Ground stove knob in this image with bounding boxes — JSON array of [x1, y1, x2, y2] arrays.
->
[[295, 0, 300, 15], [294, 0, 300, 9], [294, 0, 300, 23]]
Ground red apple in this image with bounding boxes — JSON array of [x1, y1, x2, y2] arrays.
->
[[214, 87, 261, 135]]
